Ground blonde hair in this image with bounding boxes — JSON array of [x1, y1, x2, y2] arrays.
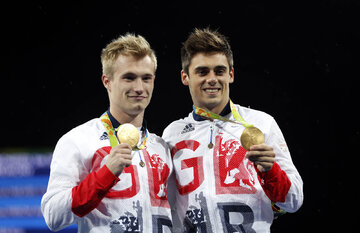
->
[[101, 33, 157, 77]]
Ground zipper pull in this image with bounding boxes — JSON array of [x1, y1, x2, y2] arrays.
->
[[208, 122, 214, 149]]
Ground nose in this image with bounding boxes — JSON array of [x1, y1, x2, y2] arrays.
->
[[206, 71, 218, 86], [133, 78, 144, 94]]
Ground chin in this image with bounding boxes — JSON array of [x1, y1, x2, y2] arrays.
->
[[129, 103, 147, 114], [199, 101, 220, 110], [204, 96, 222, 104], [201, 96, 229, 110]]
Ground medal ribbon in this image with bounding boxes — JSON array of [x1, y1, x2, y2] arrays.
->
[[100, 112, 148, 150], [193, 100, 253, 128]]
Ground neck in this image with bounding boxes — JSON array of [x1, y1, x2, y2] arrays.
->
[[207, 105, 226, 115], [199, 99, 229, 115], [109, 106, 144, 128]]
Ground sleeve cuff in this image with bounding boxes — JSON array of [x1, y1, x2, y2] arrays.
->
[[96, 165, 120, 191], [256, 162, 291, 203], [256, 162, 281, 179]]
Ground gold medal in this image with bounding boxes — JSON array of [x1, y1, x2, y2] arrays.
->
[[117, 123, 140, 149], [240, 127, 265, 151], [194, 101, 265, 151], [139, 161, 145, 167]]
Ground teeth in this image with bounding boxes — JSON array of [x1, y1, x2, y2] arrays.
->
[[204, 89, 219, 93]]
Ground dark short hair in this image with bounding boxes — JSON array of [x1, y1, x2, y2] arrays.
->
[[181, 28, 233, 74]]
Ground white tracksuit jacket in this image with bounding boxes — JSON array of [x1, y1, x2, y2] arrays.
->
[[163, 103, 303, 233], [41, 116, 173, 233]]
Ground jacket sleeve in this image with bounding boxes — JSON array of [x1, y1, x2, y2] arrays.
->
[[71, 164, 119, 217], [41, 133, 119, 231], [260, 118, 304, 213], [256, 162, 292, 203]]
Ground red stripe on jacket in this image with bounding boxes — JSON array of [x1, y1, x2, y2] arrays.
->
[[256, 162, 291, 203], [71, 165, 119, 217]]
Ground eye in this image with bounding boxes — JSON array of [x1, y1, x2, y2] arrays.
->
[[215, 70, 225, 75], [195, 67, 210, 76], [214, 66, 227, 76], [142, 74, 154, 82], [122, 73, 137, 81]]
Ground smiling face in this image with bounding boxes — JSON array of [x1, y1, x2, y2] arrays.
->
[[102, 54, 155, 118], [182, 52, 234, 114]]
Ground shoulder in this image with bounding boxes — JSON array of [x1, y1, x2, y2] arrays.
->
[[57, 118, 104, 146], [237, 104, 273, 120], [146, 132, 172, 164], [234, 104, 287, 144], [64, 118, 103, 137], [236, 104, 274, 126], [148, 132, 170, 150], [162, 113, 194, 140], [52, 118, 106, 162]]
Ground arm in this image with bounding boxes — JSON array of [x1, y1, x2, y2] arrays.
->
[[246, 119, 303, 213], [72, 143, 132, 217], [71, 165, 119, 217], [41, 134, 131, 231], [41, 135, 85, 231]]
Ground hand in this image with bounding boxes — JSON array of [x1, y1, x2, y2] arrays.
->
[[246, 143, 275, 172], [106, 143, 132, 176]]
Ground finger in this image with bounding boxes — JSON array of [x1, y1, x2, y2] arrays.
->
[[118, 154, 133, 164], [247, 150, 275, 157], [246, 151, 275, 159], [111, 145, 133, 155], [110, 151, 133, 161], [247, 156, 275, 164], [122, 158, 133, 167], [255, 162, 274, 172], [256, 164, 265, 172], [248, 155, 275, 163], [120, 153, 133, 160], [115, 143, 132, 150], [120, 143, 132, 150], [250, 143, 273, 151]]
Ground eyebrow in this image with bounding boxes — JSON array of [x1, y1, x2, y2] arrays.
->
[[194, 66, 209, 72], [121, 72, 137, 77], [214, 65, 227, 70], [194, 65, 228, 71], [121, 72, 154, 78]]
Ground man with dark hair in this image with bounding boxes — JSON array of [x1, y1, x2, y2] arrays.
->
[[163, 28, 303, 232]]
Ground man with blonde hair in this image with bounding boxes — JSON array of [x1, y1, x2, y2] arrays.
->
[[163, 28, 303, 232], [42, 33, 173, 232]]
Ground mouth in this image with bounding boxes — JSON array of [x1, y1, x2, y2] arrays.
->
[[128, 96, 146, 101], [202, 87, 221, 95]]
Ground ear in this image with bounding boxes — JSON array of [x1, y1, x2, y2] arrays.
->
[[181, 70, 190, 86], [229, 68, 234, 84], [102, 75, 111, 91]]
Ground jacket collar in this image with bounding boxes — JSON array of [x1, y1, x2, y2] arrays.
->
[[106, 109, 147, 131], [192, 100, 231, 121]]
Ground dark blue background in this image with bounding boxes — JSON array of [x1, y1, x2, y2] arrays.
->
[[1, 1, 358, 232]]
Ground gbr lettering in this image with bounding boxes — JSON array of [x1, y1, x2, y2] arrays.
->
[[171, 136, 256, 195], [171, 137, 257, 232], [213, 134, 256, 194], [91, 146, 170, 207], [170, 140, 204, 195]]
